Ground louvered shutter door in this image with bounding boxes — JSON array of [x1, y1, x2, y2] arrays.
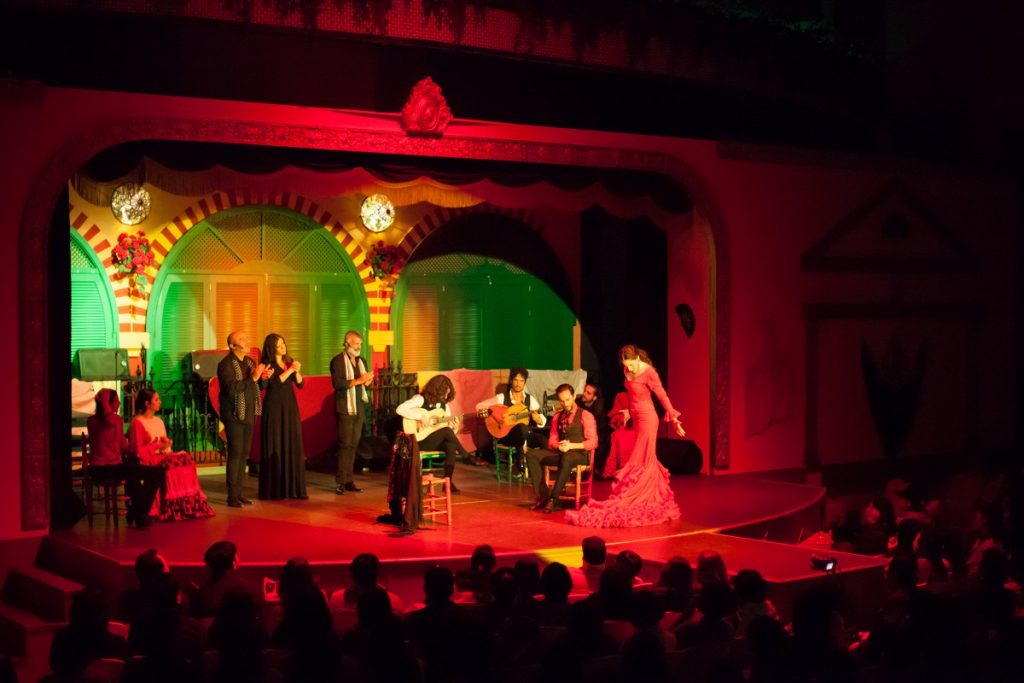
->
[[318, 283, 356, 376], [527, 283, 573, 369], [70, 275, 114, 362], [401, 284, 439, 372], [215, 281, 260, 354], [155, 280, 204, 392], [441, 284, 481, 369], [483, 281, 529, 369], [268, 282, 310, 369]]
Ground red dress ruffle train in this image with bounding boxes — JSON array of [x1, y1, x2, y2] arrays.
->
[[565, 366, 681, 528]]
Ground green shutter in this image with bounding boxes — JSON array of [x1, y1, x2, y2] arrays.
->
[[483, 280, 529, 369], [215, 281, 260, 352], [70, 275, 115, 362], [400, 283, 440, 372], [149, 208, 366, 383], [397, 255, 575, 372], [154, 280, 204, 391], [441, 284, 481, 369], [318, 283, 357, 376], [268, 282, 310, 368]]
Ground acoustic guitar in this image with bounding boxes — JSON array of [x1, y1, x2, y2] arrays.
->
[[480, 403, 533, 439], [402, 408, 473, 441]]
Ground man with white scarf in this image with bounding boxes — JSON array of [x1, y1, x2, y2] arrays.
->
[[331, 330, 373, 495]]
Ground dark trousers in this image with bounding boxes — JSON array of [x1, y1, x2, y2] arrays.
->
[[335, 410, 364, 485], [418, 427, 464, 479], [224, 419, 253, 503], [89, 463, 164, 522], [499, 423, 547, 450], [525, 448, 589, 503]]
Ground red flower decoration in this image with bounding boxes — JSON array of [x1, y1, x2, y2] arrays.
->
[[367, 241, 406, 279], [110, 231, 156, 293]]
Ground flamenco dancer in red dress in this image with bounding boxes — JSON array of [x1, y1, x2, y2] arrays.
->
[[566, 344, 686, 528]]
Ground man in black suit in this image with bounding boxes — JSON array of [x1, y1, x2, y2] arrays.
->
[[330, 330, 372, 495], [217, 331, 268, 508]]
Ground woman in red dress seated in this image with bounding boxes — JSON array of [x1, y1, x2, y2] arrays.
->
[[85, 388, 163, 529], [128, 388, 215, 522]]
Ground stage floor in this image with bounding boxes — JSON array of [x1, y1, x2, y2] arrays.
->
[[53, 466, 828, 568]]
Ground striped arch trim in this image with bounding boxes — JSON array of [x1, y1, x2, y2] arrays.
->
[[396, 205, 539, 259], [69, 203, 146, 333], [143, 191, 376, 334], [149, 190, 372, 280]]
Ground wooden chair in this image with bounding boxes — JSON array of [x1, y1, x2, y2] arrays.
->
[[494, 443, 525, 484], [71, 430, 87, 497], [542, 449, 594, 509], [421, 473, 452, 525], [82, 440, 129, 528], [420, 450, 446, 475]]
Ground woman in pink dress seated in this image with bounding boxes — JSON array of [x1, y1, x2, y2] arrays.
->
[[566, 344, 685, 528], [128, 388, 215, 522]]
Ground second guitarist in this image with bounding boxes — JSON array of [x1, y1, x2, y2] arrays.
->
[[476, 367, 548, 473], [395, 374, 470, 494]]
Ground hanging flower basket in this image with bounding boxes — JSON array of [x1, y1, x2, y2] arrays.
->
[[111, 231, 155, 297], [368, 241, 405, 297]]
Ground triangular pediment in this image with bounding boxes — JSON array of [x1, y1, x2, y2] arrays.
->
[[802, 181, 975, 273]]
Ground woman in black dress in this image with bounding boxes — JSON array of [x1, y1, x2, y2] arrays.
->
[[259, 333, 307, 500]]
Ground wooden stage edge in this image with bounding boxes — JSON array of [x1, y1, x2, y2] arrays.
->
[[41, 469, 886, 614]]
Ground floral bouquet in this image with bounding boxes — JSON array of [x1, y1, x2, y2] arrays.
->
[[367, 240, 405, 280], [111, 231, 156, 293]]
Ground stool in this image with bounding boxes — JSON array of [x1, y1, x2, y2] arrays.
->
[[494, 444, 525, 484], [421, 473, 452, 525], [420, 450, 446, 475]]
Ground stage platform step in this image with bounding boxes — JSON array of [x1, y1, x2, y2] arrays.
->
[[0, 600, 59, 661], [1, 566, 83, 623]]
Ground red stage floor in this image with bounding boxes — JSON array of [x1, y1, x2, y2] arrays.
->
[[44, 467, 888, 625], [53, 467, 826, 566]]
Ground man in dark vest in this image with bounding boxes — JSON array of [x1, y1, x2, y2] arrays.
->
[[524, 383, 597, 513], [217, 331, 269, 507], [330, 330, 372, 495]]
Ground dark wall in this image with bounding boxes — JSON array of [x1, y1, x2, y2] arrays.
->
[[0, 7, 869, 149], [580, 206, 667, 404]]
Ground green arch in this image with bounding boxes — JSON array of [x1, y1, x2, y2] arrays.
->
[[70, 229, 118, 361], [147, 205, 370, 391], [393, 253, 576, 371]]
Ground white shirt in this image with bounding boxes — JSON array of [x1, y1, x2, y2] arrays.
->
[[475, 391, 546, 428], [396, 394, 452, 420]]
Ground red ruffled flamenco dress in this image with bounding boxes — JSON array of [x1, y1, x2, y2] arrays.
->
[[565, 366, 681, 528]]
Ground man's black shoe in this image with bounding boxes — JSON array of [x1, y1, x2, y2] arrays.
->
[[450, 484, 461, 494], [227, 500, 243, 508], [334, 485, 345, 495], [238, 496, 255, 505], [542, 500, 556, 514], [531, 498, 547, 511], [344, 483, 363, 492]]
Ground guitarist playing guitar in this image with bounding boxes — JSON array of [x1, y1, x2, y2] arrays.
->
[[476, 368, 547, 473], [395, 374, 471, 494]]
